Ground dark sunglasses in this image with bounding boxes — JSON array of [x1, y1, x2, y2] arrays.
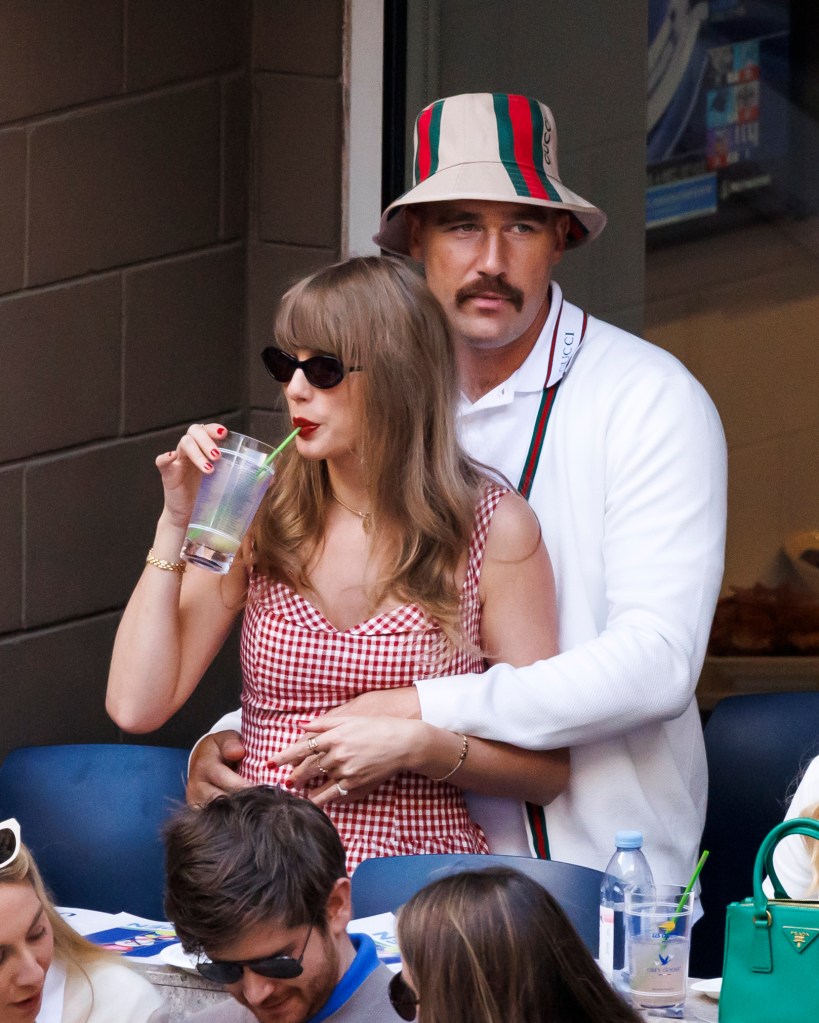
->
[[196, 923, 313, 985], [261, 346, 363, 390], [0, 817, 21, 869], [389, 971, 419, 1021]]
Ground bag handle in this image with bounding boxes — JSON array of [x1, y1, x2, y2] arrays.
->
[[753, 817, 819, 912]]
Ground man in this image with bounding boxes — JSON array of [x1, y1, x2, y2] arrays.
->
[[163, 786, 394, 1023], [188, 93, 727, 886]]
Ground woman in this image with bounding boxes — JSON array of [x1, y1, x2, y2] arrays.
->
[[393, 867, 642, 1023], [0, 823, 167, 1023], [107, 256, 568, 868], [764, 755, 819, 899]]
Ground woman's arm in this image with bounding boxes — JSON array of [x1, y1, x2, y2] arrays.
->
[[443, 490, 568, 802], [277, 491, 569, 806], [106, 424, 244, 733]]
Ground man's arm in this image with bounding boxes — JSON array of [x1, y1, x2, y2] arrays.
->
[[415, 366, 727, 749]]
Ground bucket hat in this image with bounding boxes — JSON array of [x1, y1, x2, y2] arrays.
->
[[374, 92, 607, 256]]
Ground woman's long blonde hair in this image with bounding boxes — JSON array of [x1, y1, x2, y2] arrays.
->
[[252, 256, 486, 650], [0, 839, 119, 1020]]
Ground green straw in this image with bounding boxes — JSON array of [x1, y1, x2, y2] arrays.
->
[[659, 849, 709, 939], [262, 425, 302, 467], [256, 426, 301, 478]]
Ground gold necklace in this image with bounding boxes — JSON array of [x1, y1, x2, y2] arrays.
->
[[331, 491, 373, 533]]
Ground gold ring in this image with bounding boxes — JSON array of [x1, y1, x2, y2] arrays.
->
[[336, 781, 349, 797], [306, 737, 319, 753], [316, 755, 329, 776]]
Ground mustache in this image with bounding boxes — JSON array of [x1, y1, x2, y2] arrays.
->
[[456, 275, 524, 312]]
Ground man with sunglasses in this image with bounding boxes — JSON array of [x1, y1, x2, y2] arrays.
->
[[189, 93, 726, 889], [164, 787, 394, 1023]]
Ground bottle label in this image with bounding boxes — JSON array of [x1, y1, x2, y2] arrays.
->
[[599, 905, 614, 979]]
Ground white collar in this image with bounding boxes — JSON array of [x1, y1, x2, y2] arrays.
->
[[459, 282, 565, 415], [36, 958, 66, 1023]]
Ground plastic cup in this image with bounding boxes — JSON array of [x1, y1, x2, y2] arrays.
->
[[181, 431, 275, 574], [625, 884, 693, 1018]]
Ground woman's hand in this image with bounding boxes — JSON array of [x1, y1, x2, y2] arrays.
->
[[157, 422, 227, 527], [273, 716, 428, 808]]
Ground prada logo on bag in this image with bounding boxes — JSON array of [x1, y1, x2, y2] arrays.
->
[[782, 927, 819, 953]]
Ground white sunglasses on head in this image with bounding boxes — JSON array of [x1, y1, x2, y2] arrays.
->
[[0, 817, 21, 868]]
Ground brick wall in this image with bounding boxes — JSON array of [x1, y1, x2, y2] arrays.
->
[[246, 0, 345, 442], [0, 0, 346, 761]]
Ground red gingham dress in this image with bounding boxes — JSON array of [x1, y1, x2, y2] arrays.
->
[[239, 482, 507, 870]]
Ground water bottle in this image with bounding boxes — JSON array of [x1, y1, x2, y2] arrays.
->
[[599, 830, 654, 991]]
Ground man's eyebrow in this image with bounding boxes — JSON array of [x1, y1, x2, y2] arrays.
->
[[430, 207, 480, 224], [508, 206, 551, 222]]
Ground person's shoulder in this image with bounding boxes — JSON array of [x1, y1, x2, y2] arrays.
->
[[79, 956, 161, 990], [483, 490, 542, 562], [64, 957, 169, 1021], [801, 755, 819, 785], [582, 313, 693, 379], [787, 755, 819, 816], [328, 963, 395, 1023], [568, 311, 721, 423]]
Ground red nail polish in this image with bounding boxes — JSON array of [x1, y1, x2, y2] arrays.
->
[[204, 462, 213, 471], [285, 778, 294, 788], [216, 427, 226, 436], [211, 449, 219, 458]]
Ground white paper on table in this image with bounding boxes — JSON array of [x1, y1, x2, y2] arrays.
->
[[348, 912, 400, 971], [57, 907, 176, 965], [59, 907, 400, 969]]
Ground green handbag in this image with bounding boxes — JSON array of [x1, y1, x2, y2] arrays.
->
[[719, 817, 819, 1023]]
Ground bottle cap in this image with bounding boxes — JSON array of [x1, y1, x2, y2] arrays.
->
[[614, 830, 644, 849]]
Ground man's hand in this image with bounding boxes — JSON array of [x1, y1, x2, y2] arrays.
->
[[186, 729, 250, 806], [311, 686, 422, 725]]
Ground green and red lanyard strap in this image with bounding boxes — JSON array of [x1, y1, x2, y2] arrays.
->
[[517, 294, 588, 859]]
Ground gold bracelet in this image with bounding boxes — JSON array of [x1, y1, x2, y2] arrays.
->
[[431, 733, 469, 782], [146, 548, 186, 575]]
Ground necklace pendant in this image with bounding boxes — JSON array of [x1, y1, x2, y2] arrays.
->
[[330, 490, 373, 532]]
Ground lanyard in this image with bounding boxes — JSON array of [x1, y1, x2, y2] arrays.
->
[[518, 296, 588, 857], [518, 296, 588, 497]]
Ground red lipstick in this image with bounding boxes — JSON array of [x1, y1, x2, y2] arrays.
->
[[292, 417, 318, 437]]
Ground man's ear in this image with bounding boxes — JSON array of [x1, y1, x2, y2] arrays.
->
[[405, 207, 424, 261], [553, 212, 571, 255], [325, 877, 352, 937]]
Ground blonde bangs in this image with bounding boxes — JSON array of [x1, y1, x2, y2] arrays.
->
[[274, 268, 371, 371]]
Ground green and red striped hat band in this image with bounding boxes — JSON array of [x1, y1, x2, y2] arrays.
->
[[374, 92, 607, 257]]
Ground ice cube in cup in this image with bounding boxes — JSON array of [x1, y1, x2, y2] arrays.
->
[[182, 432, 276, 574]]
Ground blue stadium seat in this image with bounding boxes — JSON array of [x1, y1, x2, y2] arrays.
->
[[351, 852, 603, 955], [0, 743, 189, 920]]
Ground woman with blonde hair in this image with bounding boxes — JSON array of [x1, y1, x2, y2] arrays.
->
[[107, 255, 568, 868], [393, 867, 643, 1023], [764, 755, 819, 899], [0, 819, 167, 1022]]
